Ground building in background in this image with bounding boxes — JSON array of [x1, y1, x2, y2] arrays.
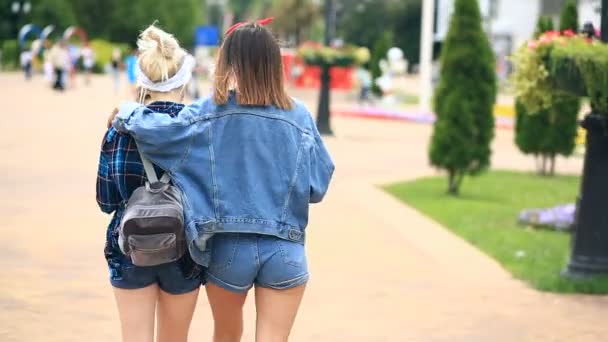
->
[[435, 0, 601, 79]]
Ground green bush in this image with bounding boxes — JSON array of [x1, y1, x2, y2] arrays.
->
[[429, 0, 497, 195], [559, 0, 578, 32], [89, 39, 130, 74], [1, 40, 19, 70], [515, 9, 581, 176], [515, 98, 579, 175], [534, 16, 554, 38], [370, 32, 393, 96]]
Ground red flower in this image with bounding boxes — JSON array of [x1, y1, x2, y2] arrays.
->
[[563, 29, 575, 37], [539, 35, 552, 44]]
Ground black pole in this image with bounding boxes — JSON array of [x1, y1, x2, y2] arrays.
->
[[316, 0, 334, 135], [564, 0, 608, 278], [602, 0, 608, 42]]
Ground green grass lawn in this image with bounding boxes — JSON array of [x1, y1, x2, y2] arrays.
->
[[384, 170, 608, 294]]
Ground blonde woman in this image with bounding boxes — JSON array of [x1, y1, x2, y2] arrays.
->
[[96, 25, 203, 342]]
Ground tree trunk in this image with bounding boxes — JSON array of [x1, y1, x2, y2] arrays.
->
[[550, 153, 556, 176], [534, 153, 542, 174], [447, 170, 461, 195], [539, 155, 546, 176]]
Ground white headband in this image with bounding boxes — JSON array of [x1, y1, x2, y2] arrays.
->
[[136, 54, 195, 92]]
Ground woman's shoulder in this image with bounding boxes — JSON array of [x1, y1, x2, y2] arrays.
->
[[183, 95, 217, 117], [286, 97, 316, 129], [100, 127, 135, 153]]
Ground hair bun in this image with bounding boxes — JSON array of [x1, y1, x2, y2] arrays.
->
[[136, 24, 187, 83], [139, 24, 178, 59]]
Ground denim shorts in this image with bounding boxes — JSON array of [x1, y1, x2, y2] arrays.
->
[[106, 228, 203, 294], [206, 233, 309, 293]]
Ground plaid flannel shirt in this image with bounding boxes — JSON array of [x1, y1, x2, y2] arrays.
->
[[96, 101, 184, 214], [96, 102, 184, 258]]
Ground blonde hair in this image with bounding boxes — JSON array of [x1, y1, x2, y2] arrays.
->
[[137, 24, 187, 84]]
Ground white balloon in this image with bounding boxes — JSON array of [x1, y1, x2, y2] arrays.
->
[[387, 47, 404, 61]]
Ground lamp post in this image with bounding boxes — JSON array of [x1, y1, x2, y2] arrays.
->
[[316, 0, 335, 135], [564, 0, 608, 278], [206, 0, 226, 28], [418, 0, 435, 114]]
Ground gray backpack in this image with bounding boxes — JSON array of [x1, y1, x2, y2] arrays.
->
[[118, 151, 187, 266]]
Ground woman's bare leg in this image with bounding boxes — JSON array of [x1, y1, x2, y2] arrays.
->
[[254, 285, 306, 342], [113, 284, 158, 342], [206, 283, 248, 342], [156, 288, 200, 342]]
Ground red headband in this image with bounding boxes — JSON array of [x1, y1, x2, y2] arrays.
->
[[225, 17, 274, 36]]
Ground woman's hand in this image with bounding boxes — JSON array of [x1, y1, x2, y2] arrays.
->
[[107, 108, 119, 128]]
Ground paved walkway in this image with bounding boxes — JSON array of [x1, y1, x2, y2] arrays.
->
[[1, 74, 606, 341]]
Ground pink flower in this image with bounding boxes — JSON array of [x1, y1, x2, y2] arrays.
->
[[539, 35, 552, 44], [528, 40, 538, 49], [563, 29, 575, 37]]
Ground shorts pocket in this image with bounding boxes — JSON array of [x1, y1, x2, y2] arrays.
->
[[209, 234, 240, 272], [275, 239, 305, 268]]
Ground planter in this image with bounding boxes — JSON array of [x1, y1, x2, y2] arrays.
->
[[512, 33, 608, 115], [298, 44, 370, 69], [565, 113, 608, 277], [547, 56, 587, 97]]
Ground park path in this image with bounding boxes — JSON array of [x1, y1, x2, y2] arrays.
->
[[0, 73, 606, 341]]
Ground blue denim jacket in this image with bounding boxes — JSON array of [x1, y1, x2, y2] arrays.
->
[[113, 94, 335, 266]]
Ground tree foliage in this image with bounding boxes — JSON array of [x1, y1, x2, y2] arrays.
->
[[534, 15, 554, 38], [270, 0, 319, 45], [370, 31, 393, 96], [338, 0, 421, 70], [429, 0, 497, 195], [0, 0, 203, 47], [559, 0, 578, 32]]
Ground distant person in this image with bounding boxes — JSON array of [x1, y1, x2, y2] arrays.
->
[[187, 55, 200, 99], [81, 43, 95, 85], [42, 40, 54, 83], [19, 48, 33, 80], [124, 49, 138, 96], [67, 44, 80, 88], [355, 64, 373, 105], [48, 40, 69, 91], [111, 47, 122, 92]]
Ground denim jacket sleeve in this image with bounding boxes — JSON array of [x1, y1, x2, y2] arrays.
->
[[309, 121, 335, 203], [112, 101, 195, 172]]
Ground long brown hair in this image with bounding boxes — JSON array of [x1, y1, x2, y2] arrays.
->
[[214, 23, 292, 110]]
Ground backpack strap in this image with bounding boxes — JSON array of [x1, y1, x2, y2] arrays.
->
[[138, 150, 171, 184]]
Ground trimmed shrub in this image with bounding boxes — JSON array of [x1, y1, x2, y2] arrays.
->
[[429, 0, 497, 195]]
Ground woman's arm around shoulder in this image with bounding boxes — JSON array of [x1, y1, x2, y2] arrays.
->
[[111, 97, 212, 172]]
